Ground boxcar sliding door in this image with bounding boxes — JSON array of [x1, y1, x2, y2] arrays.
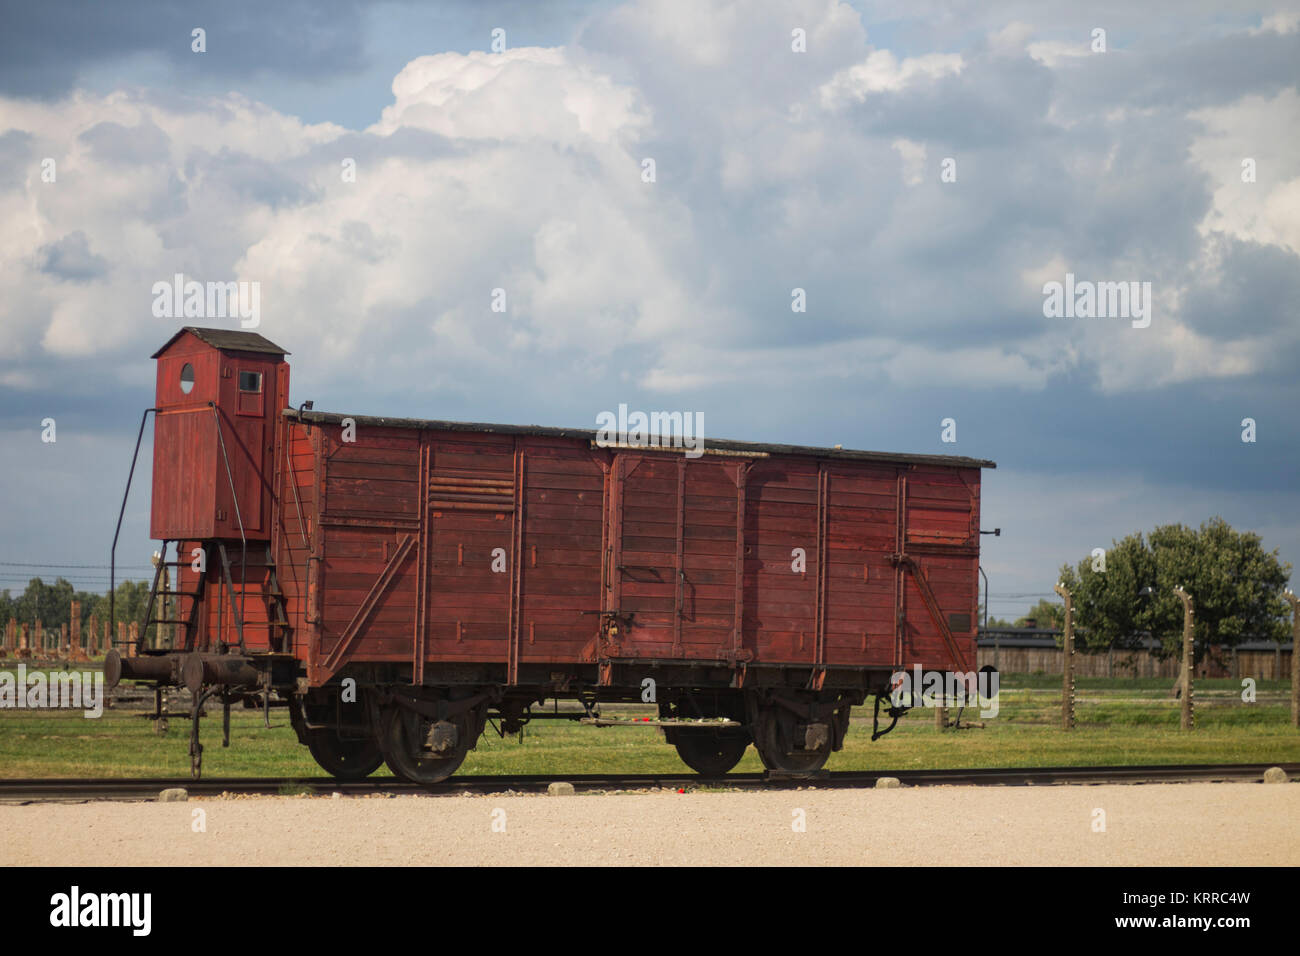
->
[[607, 452, 745, 662]]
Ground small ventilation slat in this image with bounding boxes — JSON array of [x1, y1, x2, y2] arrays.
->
[[428, 492, 512, 505], [429, 476, 512, 489], [429, 471, 514, 512]]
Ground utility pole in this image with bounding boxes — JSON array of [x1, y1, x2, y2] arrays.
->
[[979, 566, 997, 671], [1054, 581, 1075, 730], [978, 529, 1000, 674]]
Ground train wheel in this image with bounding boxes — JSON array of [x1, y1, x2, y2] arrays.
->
[[380, 706, 472, 786], [305, 729, 384, 780], [753, 707, 830, 774], [673, 730, 750, 775]]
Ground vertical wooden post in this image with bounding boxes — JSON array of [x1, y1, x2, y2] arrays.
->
[[19, 623, 30, 657], [1286, 591, 1299, 729], [412, 434, 429, 685], [1054, 582, 1075, 730], [934, 704, 948, 731], [129, 621, 139, 652], [88, 615, 98, 659], [117, 621, 126, 650], [673, 457, 685, 654], [733, 461, 751, 667], [506, 442, 525, 686], [1173, 586, 1194, 731]]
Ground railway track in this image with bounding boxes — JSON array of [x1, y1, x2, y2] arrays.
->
[[0, 762, 1293, 803]]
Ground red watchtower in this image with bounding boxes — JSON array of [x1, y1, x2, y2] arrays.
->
[[150, 327, 289, 540], [140, 327, 292, 662]]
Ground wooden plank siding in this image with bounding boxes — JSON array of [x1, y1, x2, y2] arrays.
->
[[294, 418, 984, 686]]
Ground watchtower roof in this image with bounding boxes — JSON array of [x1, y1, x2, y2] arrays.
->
[[151, 327, 289, 359]]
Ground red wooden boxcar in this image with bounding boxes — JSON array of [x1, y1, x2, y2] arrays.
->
[[108, 329, 995, 782]]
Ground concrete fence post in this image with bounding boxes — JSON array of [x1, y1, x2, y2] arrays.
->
[[1173, 586, 1194, 731], [1286, 590, 1299, 729], [69, 600, 82, 660], [1054, 582, 1076, 730]]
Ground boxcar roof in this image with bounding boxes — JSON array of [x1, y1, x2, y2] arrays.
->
[[285, 408, 996, 469]]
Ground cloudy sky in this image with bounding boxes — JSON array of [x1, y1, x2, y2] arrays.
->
[[0, 0, 1297, 619]]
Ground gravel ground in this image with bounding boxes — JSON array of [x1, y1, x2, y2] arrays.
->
[[2, 782, 1296, 866]]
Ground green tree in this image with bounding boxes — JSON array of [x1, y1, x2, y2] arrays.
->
[[13, 577, 74, 631], [5, 577, 154, 642], [108, 580, 154, 640], [1014, 598, 1065, 630], [976, 603, 1012, 628], [1059, 518, 1291, 659]]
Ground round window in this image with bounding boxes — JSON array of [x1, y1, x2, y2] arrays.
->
[[179, 363, 195, 395]]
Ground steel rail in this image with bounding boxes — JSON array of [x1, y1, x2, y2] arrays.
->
[[0, 762, 1294, 803]]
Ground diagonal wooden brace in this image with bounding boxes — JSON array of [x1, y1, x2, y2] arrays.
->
[[892, 552, 973, 673], [322, 534, 416, 673]]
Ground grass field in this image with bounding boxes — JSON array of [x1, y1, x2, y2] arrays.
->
[[0, 676, 1296, 779]]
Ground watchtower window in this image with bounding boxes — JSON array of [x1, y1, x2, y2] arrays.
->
[[238, 370, 263, 393], [179, 363, 195, 395]]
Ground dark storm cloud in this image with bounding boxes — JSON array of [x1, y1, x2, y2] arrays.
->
[[77, 119, 171, 165], [307, 125, 469, 166], [37, 231, 109, 281], [1054, 28, 1300, 114], [0, 0, 370, 98], [851, 56, 1059, 148], [1182, 238, 1300, 343], [599, 19, 1291, 370], [183, 148, 316, 209], [0, 378, 148, 433]]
